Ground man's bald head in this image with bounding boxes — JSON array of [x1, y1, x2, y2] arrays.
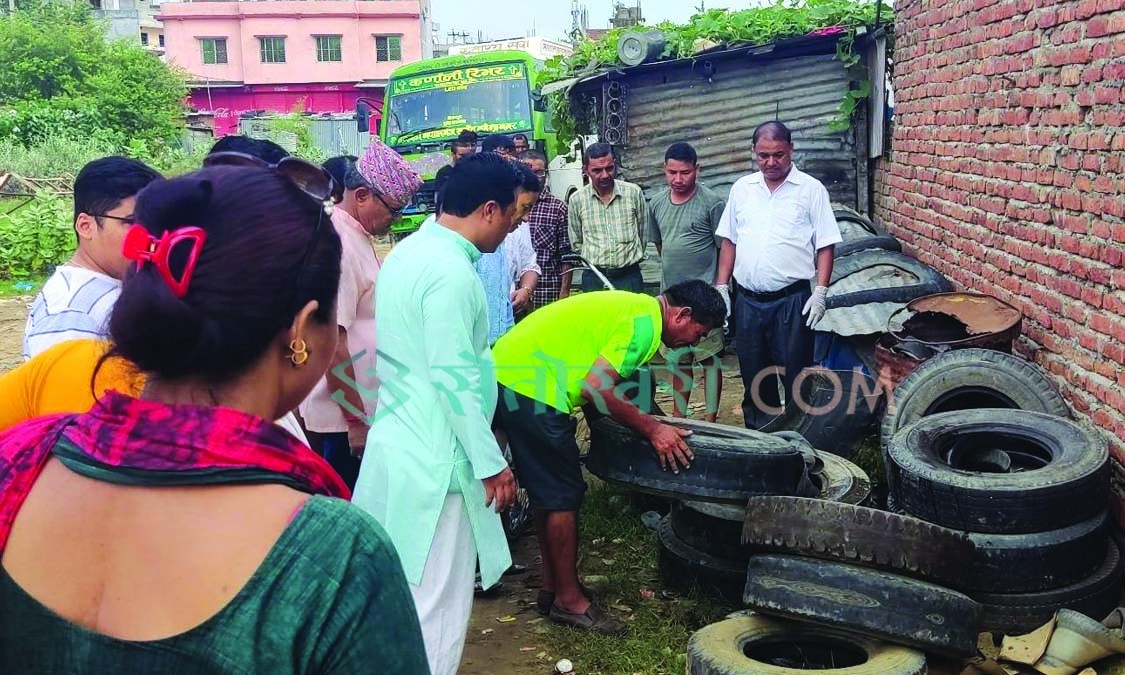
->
[[752, 121, 793, 146]]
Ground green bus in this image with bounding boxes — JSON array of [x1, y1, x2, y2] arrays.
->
[[378, 50, 567, 235]]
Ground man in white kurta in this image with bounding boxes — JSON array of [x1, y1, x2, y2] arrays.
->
[[352, 153, 529, 675]]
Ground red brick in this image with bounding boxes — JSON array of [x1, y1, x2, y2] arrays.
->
[[1076, 0, 1104, 19], [1105, 340, 1125, 366], [1094, 87, 1121, 104], [1082, 286, 1105, 308], [1091, 314, 1125, 343]]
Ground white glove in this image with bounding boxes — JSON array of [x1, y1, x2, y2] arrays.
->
[[802, 285, 828, 328], [715, 284, 732, 319]]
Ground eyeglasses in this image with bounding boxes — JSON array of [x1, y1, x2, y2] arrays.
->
[[90, 213, 138, 226], [203, 151, 336, 204], [202, 151, 335, 274], [372, 190, 405, 220]]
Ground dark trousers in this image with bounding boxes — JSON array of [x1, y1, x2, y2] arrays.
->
[[580, 262, 644, 293], [735, 282, 814, 429], [304, 430, 361, 492]]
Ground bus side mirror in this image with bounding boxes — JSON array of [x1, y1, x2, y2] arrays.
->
[[356, 101, 371, 133], [531, 88, 547, 112]]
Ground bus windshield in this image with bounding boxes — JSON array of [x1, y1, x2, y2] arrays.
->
[[384, 62, 533, 146]]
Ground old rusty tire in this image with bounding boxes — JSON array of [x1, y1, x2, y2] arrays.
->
[[972, 540, 1122, 635], [880, 348, 1070, 447], [743, 554, 981, 657], [760, 369, 883, 461], [886, 409, 1109, 534], [586, 417, 806, 503], [656, 515, 744, 605], [687, 613, 927, 675], [965, 512, 1109, 593], [671, 453, 871, 561], [835, 235, 902, 259], [826, 250, 953, 310], [832, 204, 890, 238], [739, 497, 973, 589]]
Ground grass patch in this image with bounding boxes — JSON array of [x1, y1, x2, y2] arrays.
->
[[0, 277, 43, 297], [541, 481, 731, 674], [850, 434, 886, 489]]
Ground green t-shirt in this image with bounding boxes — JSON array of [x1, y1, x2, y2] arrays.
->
[[647, 183, 726, 291], [493, 291, 663, 413]]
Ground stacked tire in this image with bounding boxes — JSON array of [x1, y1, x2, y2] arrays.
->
[[685, 494, 985, 672], [885, 408, 1117, 635], [583, 416, 874, 606], [658, 448, 872, 605]]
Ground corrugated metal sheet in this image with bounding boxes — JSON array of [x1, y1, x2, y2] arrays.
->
[[239, 116, 372, 157], [616, 53, 859, 206], [308, 119, 371, 158]]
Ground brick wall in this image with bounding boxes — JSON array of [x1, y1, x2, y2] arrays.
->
[[873, 0, 1125, 518]]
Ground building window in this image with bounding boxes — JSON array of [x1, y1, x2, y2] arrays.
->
[[375, 35, 402, 62], [316, 35, 342, 62], [158, 34, 165, 48], [200, 38, 228, 65], [259, 36, 286, 64], [140, 31, 149, 45]]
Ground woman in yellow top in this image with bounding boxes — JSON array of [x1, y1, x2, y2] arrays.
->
[[0, 339, 309, 442], [0, 340, 141, 433]]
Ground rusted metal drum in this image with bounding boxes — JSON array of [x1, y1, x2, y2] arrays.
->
[[875, 334, 923, 400], [876, 292, 1024, 396], [890, 292, 1023, 352]]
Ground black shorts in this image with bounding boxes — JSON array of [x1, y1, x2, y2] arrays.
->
[[496, 385, 587, 511]]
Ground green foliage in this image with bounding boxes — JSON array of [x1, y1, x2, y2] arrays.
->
[[0, 192, 74, 280], [0, 0, 188, 150], [0, 0, 103, 102], [540, 0, 893, 148], [0, 135, 115, 178]]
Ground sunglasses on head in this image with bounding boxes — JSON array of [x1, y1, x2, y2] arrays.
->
[[203, 150, 334, 276], [203, 151, 336, 205]]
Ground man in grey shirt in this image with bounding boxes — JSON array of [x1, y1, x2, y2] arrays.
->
[[648, 142, 727, 421]]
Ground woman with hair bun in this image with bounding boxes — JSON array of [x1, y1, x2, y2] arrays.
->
[[0, 165, 429, 674]]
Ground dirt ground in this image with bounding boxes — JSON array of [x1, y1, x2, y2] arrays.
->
[[0, 296, 30, 370]]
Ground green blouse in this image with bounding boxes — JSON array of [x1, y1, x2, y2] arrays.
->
[[0, 496, 429, 674]]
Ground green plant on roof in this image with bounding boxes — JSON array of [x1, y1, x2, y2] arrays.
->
[[539, 0, 893, 151]]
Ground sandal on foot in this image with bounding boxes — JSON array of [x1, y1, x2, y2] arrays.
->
[[548, 603, 627, 636], [535, 584, 602, 616]]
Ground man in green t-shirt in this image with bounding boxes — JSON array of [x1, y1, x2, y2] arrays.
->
[[492, 281, 725, 635], [648, 142, 728, 422]]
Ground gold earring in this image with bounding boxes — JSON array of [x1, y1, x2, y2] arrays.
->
[[287, 338, 309, 367]]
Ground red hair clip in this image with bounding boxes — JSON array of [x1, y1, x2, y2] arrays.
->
[[122, 225, 208, 298]]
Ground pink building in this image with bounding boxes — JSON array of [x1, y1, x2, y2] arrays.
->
[[159, 0, 430, 136]]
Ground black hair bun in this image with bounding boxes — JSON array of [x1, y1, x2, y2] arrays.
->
[[136, 177, 214, 234]]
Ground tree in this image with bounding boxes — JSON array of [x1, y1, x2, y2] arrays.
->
[[0, 0, 187, 149]]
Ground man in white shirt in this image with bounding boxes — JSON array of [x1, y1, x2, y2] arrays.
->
[[23, 156, 162, 359], [714, 121, 842, 429]]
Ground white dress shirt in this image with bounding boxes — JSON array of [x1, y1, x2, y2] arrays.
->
[[715, 167, 842, 292], [505, 221, 541, 292]]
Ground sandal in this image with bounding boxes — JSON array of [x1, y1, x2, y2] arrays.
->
[[548, 603, 627, 636], [535, 582, 603, 616]]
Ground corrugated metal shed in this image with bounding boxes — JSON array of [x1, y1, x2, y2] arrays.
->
[[573, 34, 869, 210]]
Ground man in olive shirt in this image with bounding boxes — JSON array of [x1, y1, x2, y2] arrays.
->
[[648, 142, 727, 422], [567, 142, 647, 292]]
